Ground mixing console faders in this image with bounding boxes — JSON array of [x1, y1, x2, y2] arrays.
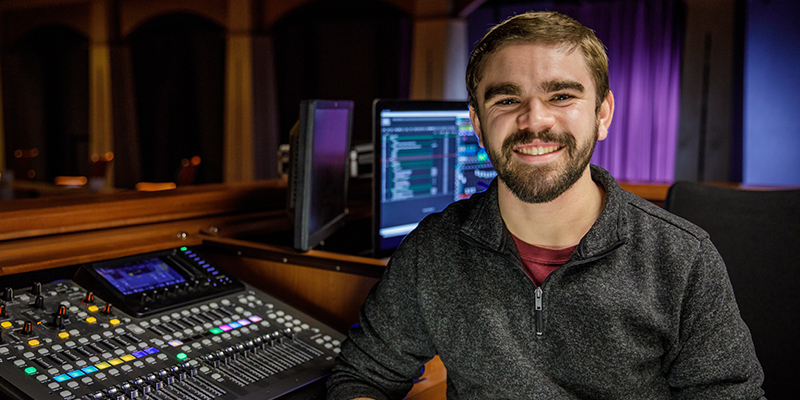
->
[[0, 247, 346, 400]]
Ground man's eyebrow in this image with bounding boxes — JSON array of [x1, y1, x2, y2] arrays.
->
[[483, 83, 521, 102], [541, 80, 585, 93]]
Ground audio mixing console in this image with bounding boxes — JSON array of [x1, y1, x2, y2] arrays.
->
[[0, 247, 345, 400]]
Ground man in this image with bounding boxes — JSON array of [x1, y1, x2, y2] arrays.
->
[[327, 11, 764, 400]]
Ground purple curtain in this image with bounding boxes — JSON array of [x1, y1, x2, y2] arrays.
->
[[468, 0, 684, 182]]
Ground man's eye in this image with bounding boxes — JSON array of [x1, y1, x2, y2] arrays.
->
[[496, 98, 517, 105], [552, 94, 574, 101]]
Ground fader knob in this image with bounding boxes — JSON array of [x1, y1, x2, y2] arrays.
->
[[2, 287, 13, 301]]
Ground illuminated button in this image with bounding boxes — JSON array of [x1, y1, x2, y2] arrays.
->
[[176, 353, 188, 361], [209, 327, 223, 334], [85, 317, 97, 324], [28, 339, 41, 347], [168, 340, 182, 347], [58, 332, 70, 339], [53, 374, 71, 382], [67, 370, 84, 378], [248, 316, 262, 323], [132, 351, 147, 358], [121, 354, 135, 362], [87, 306, 99, 312], [81, 366, 98, 374], [108, 358, 123, 366], [24, 367, 37, 375], [109, 319, 120, 325], [95, 362, 111, 370], [144, 347, 160, 354], [1, 321, 12, 328]]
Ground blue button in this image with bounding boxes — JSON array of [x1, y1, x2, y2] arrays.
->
[[82, 366, 98, 374], [54, 374, 71, 382], [228, 321, 241, 329], [68, 370, 85, 378], [145, 347, 160, 354], [132, 351, 147, 358]]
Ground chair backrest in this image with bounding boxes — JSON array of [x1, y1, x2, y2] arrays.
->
[[664, 181, 800, 398]]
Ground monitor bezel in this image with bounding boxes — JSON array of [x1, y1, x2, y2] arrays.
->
[[371, 99, 472, 258]]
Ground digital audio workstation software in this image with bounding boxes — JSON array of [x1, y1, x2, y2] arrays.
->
[[373, 100, 496, 256]]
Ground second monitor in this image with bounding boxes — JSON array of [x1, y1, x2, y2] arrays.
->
[[372, 99, 496, 258]]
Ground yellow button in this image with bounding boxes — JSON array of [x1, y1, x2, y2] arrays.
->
[[110, 319, 120, 325], [95, 362, 111, 370], [0, 321, 11, 328], [121, 354, 136, 362], [86, 316, 97, 324], [88, 305, 99, 312], [108, 358, 123, 366], [28, 339, 40, 347], [58, 332, 70, 339]]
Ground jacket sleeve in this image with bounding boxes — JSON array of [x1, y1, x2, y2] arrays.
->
[[664, 237, 766, 400], [326, 231, 437, 400]]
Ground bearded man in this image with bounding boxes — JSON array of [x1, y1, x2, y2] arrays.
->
[[327, 11, 765, 400]]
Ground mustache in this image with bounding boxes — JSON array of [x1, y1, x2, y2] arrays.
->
[[501, 129, 577, 155]]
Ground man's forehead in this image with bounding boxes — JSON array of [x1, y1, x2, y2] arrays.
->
[[477, 43, 593, 97]]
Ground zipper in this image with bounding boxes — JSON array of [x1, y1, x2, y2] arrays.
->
[[534, 286, 544, 337]]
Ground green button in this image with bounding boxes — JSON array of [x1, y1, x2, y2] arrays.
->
[[176, 352, 188, 361], [180, 247, 188, 251], [24, 366, 37, 375], [209, 327, 223, 334]]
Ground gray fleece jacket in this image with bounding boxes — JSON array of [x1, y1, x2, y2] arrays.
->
[[327, 165, 765, 399]]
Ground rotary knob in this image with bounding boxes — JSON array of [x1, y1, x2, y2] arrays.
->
[[102, 303, 113, 314], [2, 287, 13, 302], [82, 292, 95, 305], [0, 303, 7, 318], [33, 295, 45, 309], [31, 282, 42, 296], [19, 321, 33, 335]]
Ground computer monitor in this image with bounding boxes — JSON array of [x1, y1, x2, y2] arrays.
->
[[372, 99, 496, 258], [288, 99, 354, 252]]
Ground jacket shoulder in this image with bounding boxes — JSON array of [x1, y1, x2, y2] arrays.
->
[[620, 189, 710, 242]]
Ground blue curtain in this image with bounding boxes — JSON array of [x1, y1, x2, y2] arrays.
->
[[467, 0, 684, 182]]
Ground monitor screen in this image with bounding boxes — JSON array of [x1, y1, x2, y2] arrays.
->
[[372, 99, 496, 258], [288, 99, 354, 252]]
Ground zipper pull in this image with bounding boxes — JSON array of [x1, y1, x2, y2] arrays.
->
[[535, 286, 544, 337]]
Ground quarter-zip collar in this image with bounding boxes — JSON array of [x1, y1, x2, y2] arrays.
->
[[459, 165, 628, 263]]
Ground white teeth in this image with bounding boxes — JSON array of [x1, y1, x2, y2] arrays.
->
[[517, 145, 560, 155]]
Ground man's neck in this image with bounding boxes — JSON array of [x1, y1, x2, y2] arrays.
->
[[498, 167, 606, 249]]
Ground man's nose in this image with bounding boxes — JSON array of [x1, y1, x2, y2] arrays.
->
[[516, 100, 555, 132]]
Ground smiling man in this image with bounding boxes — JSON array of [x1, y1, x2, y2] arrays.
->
[[327, 11, 765, 400]]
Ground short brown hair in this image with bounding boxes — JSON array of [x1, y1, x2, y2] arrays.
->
[[466, 11, 609, 113]]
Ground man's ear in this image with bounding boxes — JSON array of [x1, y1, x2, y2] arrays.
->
[[597, 91, 615, 141], [469, 104, 485, 147]]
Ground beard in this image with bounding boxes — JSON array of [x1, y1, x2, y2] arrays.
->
[[485, 122, 599, 204]]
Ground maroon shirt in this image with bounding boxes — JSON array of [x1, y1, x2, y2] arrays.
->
[[511, 234, 577, 286]]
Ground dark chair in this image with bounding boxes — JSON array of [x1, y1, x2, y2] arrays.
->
[[664, 181, 800, 398]]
